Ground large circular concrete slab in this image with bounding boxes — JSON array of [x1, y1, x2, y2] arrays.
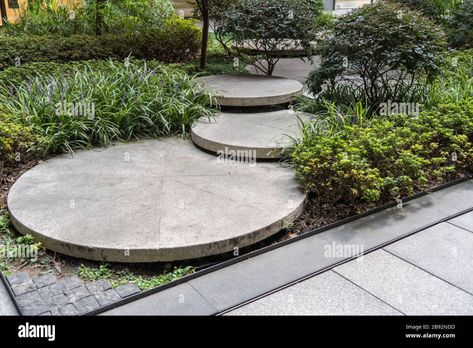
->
[[195, 75, 303, 107], [8, 138, 306, 262], [191, 110, 313, 159]]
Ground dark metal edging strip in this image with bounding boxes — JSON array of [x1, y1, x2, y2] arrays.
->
[[86, 176, 472, 316]]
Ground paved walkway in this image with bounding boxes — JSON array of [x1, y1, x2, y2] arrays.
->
[[102, 180, 473, 315], [229, 216, 473, 315], [246, 57, 321, 84]]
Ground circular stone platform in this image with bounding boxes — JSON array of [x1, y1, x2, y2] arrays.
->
[[8, 138, 306, 262], [191, 110, 313, 159], [195, 75, 303, 107]]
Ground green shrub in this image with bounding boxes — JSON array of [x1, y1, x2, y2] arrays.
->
[[2, 0, 174, 36], [215, 0, 323, 75], [449, 0, 473, 48], [101, 0, 174, 34], [0, 17, 200, 70], [307, 1, 445, 111], [292, 98, 473, 206], [0, 112, 39, 166], [0, 60, 216, 154], [421, 49, 473, 108], [390, 0, 462, 22], [0, 59, 166, 86]]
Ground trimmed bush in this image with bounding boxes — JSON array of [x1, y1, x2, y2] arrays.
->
[[292, 98, 473, 207], [307, 1, 445, 111], [0, 60, 216, 154], [0, 17, 200, 70]]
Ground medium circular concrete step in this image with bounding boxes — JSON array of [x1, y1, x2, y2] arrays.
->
[[191, 110, 313, 159], [8, 138, 306, 263], [195, 74, 303, 107]]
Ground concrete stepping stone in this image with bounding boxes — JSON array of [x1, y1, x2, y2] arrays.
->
[[195, 74, 303, 107], [191, 110, 313, 159], [8, 138, 306, 262]]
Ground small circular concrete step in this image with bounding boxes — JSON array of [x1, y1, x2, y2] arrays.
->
[[195, 74, 303, 107], [191, 110, 313, 159], [8, 138, 306, 262]]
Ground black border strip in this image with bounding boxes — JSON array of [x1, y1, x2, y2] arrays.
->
[[84, 176, 472, 316]]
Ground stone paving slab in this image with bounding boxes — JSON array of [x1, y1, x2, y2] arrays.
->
[[385, 223, 473, 294], [0, 279, 18, 315], [191, 110, 313, 159], [103, 283, 217, 316], [227, 270, 401, 316], [246, 56, 321, 84], [334, 250, 473, 315], [195, 75, 303, 107], [8, 138, 306, 262], [449, 211, 473, 232], [2, 271, 139, 316]]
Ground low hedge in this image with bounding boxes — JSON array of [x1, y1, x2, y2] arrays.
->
[[0, 17, 200, 70], [292, 98, 473, 206]]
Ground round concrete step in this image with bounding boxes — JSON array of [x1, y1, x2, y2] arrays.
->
[[195, 74, 303, 107], [191, 110, 313, 159], [8, 138, 306, 263]]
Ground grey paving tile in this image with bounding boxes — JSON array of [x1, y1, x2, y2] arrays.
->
[[428, 181, 473, 215], [385, 223, 473, 294], [95, 289, 121, 306], [0, 279, 18, 315], [6, 272, 30, 286], [449, 211, 473, 232], [11, 280, 37, 296], [86, 280, 112, 294], [115, 283, 140, 298], [227, 271, 402, 316], [102, 283, 217, 316], [334, 250, 473, 315], [33, 274, 57, 288], [74, 296, 101, 315]]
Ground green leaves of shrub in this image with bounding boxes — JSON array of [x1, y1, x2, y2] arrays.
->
[[448, 0, 473, 48], [307, 1, 445, 111], [292, 98, 473, 207]]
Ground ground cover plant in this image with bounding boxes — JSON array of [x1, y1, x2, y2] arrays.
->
[[0, 59, 216, 154]]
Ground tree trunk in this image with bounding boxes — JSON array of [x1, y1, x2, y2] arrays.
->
[[96, 0, 106, 35], [200, 0, 209, 70]]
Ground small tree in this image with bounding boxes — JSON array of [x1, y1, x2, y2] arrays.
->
[[216, 0, 323, 75], [308, 1, 445, 111], [194, 0, 209, 70]]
